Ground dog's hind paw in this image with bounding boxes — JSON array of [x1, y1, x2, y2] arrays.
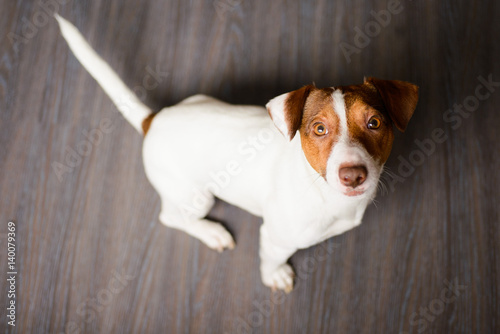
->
[[188, 219, 235, 252], [262, 264, 295, 293]]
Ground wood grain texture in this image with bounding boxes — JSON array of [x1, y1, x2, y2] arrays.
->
[[1, 0, 499, 333]]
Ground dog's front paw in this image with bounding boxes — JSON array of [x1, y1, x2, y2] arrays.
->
[[261, 264, 295, 293]]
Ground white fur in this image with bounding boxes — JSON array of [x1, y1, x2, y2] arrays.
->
[[55, 14, 150, 133], [57, 16, 380, 292], [332, 89, 348, 138], [265, 92, 289, 138]]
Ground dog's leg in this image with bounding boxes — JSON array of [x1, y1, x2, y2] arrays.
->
[[259, 224, 297, 293], [158, 195, 235, 252]]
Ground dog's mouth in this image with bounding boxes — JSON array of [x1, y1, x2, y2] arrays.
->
[[342, 188, 366, 197]]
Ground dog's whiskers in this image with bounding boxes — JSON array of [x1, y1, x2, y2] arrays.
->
[[377, 166, 395, 196]]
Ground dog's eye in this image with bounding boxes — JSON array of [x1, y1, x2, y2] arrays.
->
[[313, 123, 328, 136], [367, 117, 381, 129]]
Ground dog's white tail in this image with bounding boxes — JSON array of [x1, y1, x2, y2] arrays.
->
[[55, 14, 151, 134]]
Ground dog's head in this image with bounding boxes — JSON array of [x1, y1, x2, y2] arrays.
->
[[266, 77, 418, 197]]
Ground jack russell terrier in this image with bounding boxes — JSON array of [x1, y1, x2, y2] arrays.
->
[[56, 15, 418, 292]]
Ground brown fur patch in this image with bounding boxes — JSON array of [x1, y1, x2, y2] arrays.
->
[[298, 88, 339, 176], [284, 85, 315, 139], [141, 113, 157, 135], [341, 84, 395, 163], [364, 77, 419, 132]]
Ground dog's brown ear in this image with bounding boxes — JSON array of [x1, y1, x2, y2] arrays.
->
[[365, 77, 419, 132], [266, 85, 315, 140]]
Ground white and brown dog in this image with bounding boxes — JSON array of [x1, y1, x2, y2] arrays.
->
[[56, 15, 418, 292]]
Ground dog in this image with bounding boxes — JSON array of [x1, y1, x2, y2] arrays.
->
[[56, 15, 418, 292]]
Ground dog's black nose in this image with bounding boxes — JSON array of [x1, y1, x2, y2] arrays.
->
[[339, 165, 367, 188]]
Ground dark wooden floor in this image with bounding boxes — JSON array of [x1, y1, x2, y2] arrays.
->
[[1, 0, 499, 333]]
